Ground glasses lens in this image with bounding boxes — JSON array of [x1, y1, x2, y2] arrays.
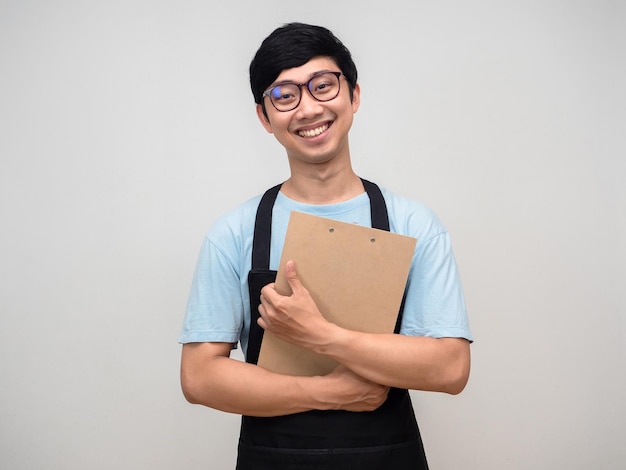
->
[[309, 73, 340, 102], [269, 83, 300, 111]]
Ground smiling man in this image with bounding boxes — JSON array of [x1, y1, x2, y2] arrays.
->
[[179, 22, 473, 470]]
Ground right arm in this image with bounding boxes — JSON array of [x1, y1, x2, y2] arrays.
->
[[180, 342, 389, 417]]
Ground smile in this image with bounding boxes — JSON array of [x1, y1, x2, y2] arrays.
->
[[297, 122, 330, 138]]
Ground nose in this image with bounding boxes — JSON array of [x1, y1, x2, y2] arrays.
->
[[295, 87, 324, 117]]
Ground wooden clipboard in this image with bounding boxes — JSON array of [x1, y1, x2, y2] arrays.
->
[[257, 211, 417, 376]]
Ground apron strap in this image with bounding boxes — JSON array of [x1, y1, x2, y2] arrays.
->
[[251, 183, 282, 270], [360, 178, 390, 231]]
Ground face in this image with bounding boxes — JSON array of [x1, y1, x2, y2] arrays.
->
[[256, 56, 360, 168]]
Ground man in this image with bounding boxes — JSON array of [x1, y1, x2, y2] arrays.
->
[[179, 22, 472, 469]]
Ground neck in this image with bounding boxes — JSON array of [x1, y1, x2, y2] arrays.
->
[[281, 169, 363, 204]]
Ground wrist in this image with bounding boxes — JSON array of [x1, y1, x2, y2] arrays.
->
[[298, 374, 337, 411], [312, 322, 351, 358]]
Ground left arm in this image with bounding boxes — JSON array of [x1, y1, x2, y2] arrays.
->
[[259, 261, 470, 394]]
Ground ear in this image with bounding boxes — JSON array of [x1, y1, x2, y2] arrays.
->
[[256, 104, 274, 134], [351, 83, 361, 113]]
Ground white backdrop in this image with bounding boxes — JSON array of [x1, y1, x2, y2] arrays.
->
[[1, 1, 624, 468]]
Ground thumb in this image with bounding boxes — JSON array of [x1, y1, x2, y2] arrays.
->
[[285, 260, 303, 295]]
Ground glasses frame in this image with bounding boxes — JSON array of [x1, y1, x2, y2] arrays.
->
[[262, 71, 343, 112]]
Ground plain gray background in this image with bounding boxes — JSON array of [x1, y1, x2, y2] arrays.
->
[[1, 0, 624, 468]]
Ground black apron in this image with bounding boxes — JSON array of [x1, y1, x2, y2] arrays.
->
[[237, 179, 429, 470]]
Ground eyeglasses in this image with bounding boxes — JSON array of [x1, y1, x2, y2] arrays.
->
[[262, 71, 343, 112]]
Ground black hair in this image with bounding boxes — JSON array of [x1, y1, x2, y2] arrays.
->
[[249, 23, 358, 107]]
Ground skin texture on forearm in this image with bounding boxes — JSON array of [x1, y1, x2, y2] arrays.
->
[[180, 342, 389, 416]]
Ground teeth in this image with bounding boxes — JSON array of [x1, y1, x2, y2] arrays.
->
[[298, 123, 329, 138]]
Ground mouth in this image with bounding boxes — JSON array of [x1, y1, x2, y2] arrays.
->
[[296, 122, 331, 138]]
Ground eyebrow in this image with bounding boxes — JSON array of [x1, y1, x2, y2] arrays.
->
[[270, 69, 337, 87]]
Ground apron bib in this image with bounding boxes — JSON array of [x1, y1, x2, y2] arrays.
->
[[237, 179, 428, 470]]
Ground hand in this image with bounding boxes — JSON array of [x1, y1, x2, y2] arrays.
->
[[258, 260, 332, 350], [322, 365, 389, 412]]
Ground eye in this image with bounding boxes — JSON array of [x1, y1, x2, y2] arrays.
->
[[312, 80, 332, 92], [272, 89, 291, 100], [310, 73, 339, 97], [271, 84, 298, 102]]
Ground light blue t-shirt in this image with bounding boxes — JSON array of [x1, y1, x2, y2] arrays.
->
[[179, 187, 472, 357]]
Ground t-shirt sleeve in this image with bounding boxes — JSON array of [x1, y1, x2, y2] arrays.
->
[[399, 230, 473, 342], [178, 235, 244, 345]]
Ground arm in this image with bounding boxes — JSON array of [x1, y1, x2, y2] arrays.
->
[[180, 341, 389, 416], [317, 330, 470, 394], [258, 261, 471, 394]]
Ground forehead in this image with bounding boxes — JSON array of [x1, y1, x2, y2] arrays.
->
[[273, 56, 340, 84]]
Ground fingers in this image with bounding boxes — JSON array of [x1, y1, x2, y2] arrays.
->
[[257, 292, 288, 331], [256, 263, 315, 340], [256, 303, 267, 329]]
